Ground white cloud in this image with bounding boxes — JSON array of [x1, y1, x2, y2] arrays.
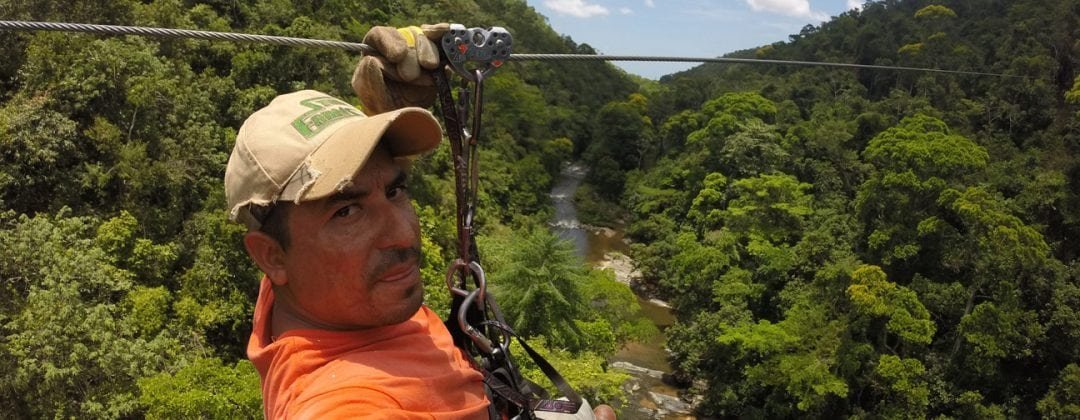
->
[[544, 0, 610, 18], [745, 0, 827, 20], [846, 0, 863, 11], [644, 0, 655, 7], [620, 7, 634, 14], [681, 5, 742, 22]]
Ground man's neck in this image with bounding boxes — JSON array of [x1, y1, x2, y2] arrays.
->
[[269, 285, 348, 338], [270, 299, 311, 339]]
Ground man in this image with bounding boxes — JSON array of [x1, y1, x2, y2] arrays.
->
[[224, 25, 616, 419]]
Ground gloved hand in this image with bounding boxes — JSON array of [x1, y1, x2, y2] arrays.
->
[[352, 23, 449, 115]]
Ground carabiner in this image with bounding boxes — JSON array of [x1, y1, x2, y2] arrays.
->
[[444, 259, 487, 300], [458, 287, 496, 355]]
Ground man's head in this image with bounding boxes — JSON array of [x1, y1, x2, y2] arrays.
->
[[224, 90, 442, 329]]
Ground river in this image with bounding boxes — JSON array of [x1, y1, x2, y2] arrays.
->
[[549, 163, 693, 419]]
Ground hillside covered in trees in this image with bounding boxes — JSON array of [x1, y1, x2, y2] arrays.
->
[[574, 0, 1080, 417], [3, 0, 1080, 418]]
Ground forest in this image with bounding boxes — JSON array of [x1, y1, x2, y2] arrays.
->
[[574, 0, 1080, 417], [1, 0, 1079, 418]]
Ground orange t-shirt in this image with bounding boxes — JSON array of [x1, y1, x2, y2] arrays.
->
[[247, 277, 490, 419]]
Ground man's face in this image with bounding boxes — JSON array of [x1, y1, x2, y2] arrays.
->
[[277, 146, 423, 329]]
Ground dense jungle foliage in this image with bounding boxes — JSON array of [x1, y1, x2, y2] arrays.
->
[[573, 0, 1080, 418], [0, 0, 650, 417], [3, 0, 1080, 418]]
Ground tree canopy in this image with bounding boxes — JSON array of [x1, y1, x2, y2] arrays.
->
[[3, 0, 1080, 418], [574, 0, 1080, 417]]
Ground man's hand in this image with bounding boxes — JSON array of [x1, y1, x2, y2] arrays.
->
[[593, 404, 616, 420], [352, 24, 449, 115]]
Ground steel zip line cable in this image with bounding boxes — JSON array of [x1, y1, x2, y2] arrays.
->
[[0, 20, 379, 53], [0, 20, 1029, 79], [508, 53, 1028, 78]]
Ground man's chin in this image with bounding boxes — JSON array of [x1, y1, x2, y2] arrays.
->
[[380, 281, 425, 326]]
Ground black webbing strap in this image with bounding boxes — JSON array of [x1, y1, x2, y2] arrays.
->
[[477, 342, 583, 414], [478, 320, 583, 414], [482, 370, 580, 414], [513, 334, 583, 412]]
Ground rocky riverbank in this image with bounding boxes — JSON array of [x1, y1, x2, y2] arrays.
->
[[594, 250, 639, 286], [551, 164, 692, 419], [591, 249, 692, 419], [594, 248, 670, 306]]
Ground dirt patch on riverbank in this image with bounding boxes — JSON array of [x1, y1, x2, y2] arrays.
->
[[594, 251, 671, 304], [595, 251, 641, 286]]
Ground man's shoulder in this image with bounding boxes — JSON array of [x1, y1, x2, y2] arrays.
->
[[289, 373, 403, 414], [286, 337, 490, 419], [275, 306, 467, 387], [261, 306, 488, 417]]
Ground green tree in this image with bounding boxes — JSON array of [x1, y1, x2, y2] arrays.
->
[[717, 120, 789, 179], [872, 354, 930, 419], [1038, 364, 1080, 419], [0, 210, 180, 418], [138, 358, 262, 419], [847, 265, 935, 347], [582, 95, 656, 200], [714, 299, 849, 416], [577, 268, 658, 346], [856, 113, 987, 266], [0, 94, 80, 213], [489, 228, 588, 351], [723, 173, 813, 243], [684, 93, 779, 171], [687, 172, 728, 231]]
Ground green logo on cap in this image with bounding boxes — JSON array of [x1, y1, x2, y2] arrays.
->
[[291, 96, 363, 139]]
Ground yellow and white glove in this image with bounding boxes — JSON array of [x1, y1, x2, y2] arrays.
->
[[352, 23, 449, 115]]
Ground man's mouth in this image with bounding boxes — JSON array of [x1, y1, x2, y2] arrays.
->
[[372, 246, 422, 284], [377, 263, 419, 284]]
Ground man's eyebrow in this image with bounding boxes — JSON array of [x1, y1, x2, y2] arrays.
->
[[389, 169, 407, 187], [325, 189, 367, 209], [323, 168, 407, 209]]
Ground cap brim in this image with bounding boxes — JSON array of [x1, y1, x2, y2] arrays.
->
[[294, 107, 442, 203]]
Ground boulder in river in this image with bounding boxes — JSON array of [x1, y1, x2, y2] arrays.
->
[[610, 361, 665, 379], [648, 391, 693, 418], [594, 251, 641, 286]]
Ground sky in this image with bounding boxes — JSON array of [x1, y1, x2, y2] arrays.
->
[[536, 0, 866, 79]]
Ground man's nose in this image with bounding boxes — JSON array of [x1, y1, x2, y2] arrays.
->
[[376, 203, 418, 249]]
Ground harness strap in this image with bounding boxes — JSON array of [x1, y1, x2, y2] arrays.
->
[[511, 333, 584, 412], [432, 25, 583, 419], [482, 369, 580, 414]]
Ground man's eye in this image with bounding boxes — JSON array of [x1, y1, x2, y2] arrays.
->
[[388, 185, 408, 199], [333, 205, 357, 218]]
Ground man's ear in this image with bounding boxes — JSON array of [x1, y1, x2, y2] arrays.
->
[[243, 230, 288, 286]]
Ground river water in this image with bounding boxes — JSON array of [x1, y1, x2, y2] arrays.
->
[[549, 163, 692, 419]]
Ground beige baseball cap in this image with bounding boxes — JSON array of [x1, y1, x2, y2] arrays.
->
[[225, 89, 442, 229]]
